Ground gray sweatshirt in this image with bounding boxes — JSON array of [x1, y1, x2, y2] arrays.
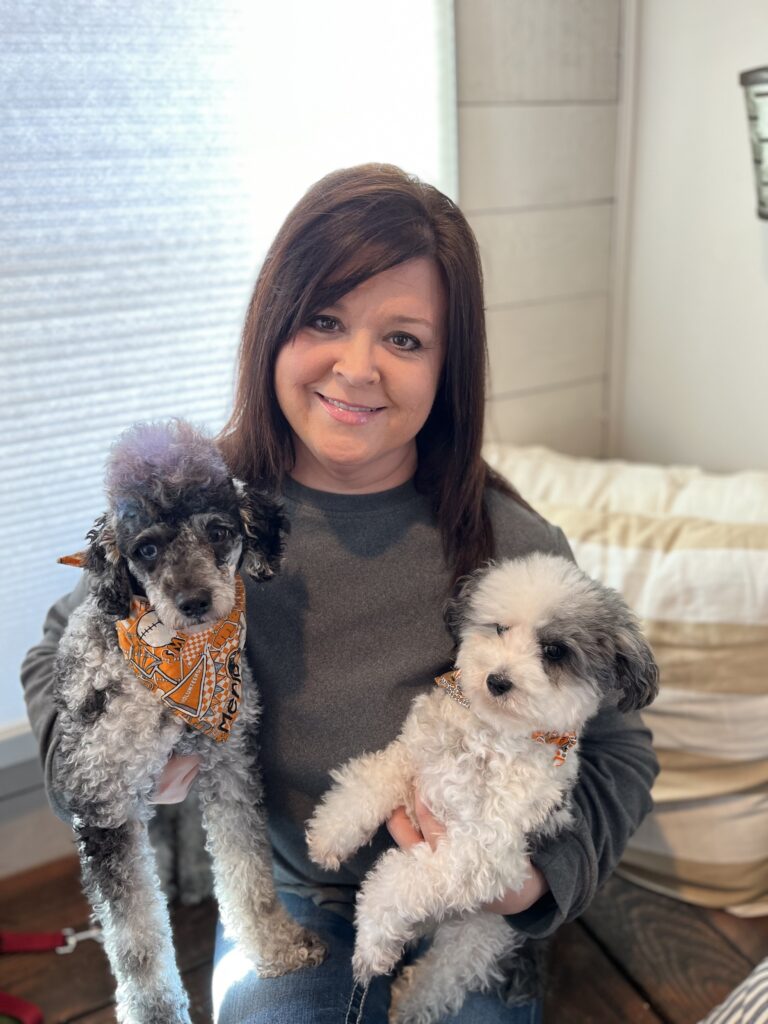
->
[[21, 477, 658, 983]]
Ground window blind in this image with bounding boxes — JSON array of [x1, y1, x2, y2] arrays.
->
[[1, 0, 457, 732]]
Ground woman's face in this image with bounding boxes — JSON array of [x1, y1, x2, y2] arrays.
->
[[274, 257, 446, 493]]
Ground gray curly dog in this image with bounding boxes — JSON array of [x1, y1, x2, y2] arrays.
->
[[53, 420, 325, 1024]]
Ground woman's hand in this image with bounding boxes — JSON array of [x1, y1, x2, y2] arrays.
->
[[386, 791, 549, 915], [150, 753, 202, 804]]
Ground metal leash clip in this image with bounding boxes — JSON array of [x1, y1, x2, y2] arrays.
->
[[55, 926, 104, 954]]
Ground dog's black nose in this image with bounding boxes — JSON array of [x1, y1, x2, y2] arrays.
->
[[486, 674, 513, 697], [176, 590, 212, 618]]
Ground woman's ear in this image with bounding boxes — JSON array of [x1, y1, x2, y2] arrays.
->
[[84, 513, 133, 618], [236, 484, 290, 581]]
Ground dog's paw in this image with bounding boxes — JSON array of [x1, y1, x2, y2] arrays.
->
[[352, 935, 401, 984], [388, 995, 444, 1024], [389, 966, 464, 1024], [117, 993, 192, 1024], [304, 819, 344, 871], [389, 989, 439, 1024], [256, 927, 327, 976], [388, 965, 419, 1024]]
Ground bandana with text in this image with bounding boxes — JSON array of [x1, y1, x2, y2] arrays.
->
[[114, 578, 246, 742]]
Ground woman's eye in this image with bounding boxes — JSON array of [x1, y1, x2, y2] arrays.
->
[[136, 542, 158, 561], [542, 642, 567, 662], [208, 525, 231, 544], [390, 332, 421, 352], [309, 315, 340, 332], [496, 623, 510, 637]]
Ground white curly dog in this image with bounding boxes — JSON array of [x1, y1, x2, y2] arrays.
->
[[306, 554, 658, 1024]]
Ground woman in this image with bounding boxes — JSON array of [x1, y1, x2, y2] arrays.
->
[[22, 164, 658, 1023]]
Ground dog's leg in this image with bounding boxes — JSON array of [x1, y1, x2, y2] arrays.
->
[[197, 733, 327, 976], [306, 739, 413, 870], [76, 819, 191, 1024], [353, 843, 454, 982], [175, 789, 213, 905], [389, 913, 520, 1024], [148, 803, 179, 903], [352, 836, 527, 982]]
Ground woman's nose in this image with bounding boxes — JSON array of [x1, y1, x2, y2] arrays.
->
[[332, 333, 380, 386]]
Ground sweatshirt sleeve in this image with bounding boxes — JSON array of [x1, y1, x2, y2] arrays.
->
[[20, 575, 90, 822], [505, 705, 659, 937]]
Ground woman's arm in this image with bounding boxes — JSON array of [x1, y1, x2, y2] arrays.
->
[[21, 576, 202, 813], [386, 706, 658, 932], [505, 705, 659, 937], [21, 575, 90, 822]]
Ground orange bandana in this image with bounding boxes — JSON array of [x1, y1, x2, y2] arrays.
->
[[114, 577, 246, 742]]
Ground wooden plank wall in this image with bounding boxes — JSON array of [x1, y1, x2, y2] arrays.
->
[[455, 0, 621, 457]]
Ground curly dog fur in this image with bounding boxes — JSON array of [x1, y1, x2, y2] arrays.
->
[[306, 554, 658, 1024], [53, 420, 325, 1024]]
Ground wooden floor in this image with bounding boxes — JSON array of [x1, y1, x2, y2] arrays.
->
[[1, 856, 767, 1023]]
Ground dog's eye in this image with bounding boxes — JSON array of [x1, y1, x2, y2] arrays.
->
[[542, 642, 567, 662], [207, 524, 231, 544], [135, 542, 159, 561], [496, 624, 510, 637]]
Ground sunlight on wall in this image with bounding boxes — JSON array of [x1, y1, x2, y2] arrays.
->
[[231, 0, 458, 250]]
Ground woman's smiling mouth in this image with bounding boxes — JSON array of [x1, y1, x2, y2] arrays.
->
[[316, 392, 385, 424]]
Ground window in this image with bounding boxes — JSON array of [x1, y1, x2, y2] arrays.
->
[[1, 0, 457, 733]]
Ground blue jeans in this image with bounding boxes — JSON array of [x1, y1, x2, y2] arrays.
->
[[212, 893, 542, 1023]]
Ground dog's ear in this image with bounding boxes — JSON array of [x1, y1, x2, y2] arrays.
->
[[236, 483, 289, 581], [613, 620, 659, 712], [582, 578, 659, 712], [84, 513, 133, 618], [443, 566, 489, 646], [595, 587, 659, 711]]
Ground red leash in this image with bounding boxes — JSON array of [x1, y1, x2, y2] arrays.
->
[[0, 930, 66, 954], [0, 926, 103, 1023], [0, 926, 102, 955], [0, 990, 43, 1024]]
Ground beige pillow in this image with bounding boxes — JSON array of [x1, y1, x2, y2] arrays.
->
[[484, 444, 768, 916]]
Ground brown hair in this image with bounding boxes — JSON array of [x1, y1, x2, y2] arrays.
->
[[218, 163, 526, 580]]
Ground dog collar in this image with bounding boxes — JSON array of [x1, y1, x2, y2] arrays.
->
[[434, 672, 578, 765], [434, 669, 471, 709], [530, 731, 578, 766], [114, 577, 246, 743]]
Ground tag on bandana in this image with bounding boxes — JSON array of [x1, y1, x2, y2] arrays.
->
[[530, 730, 578, 766], [115, 577, 246, 742], [434, 668, 471, 709]]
